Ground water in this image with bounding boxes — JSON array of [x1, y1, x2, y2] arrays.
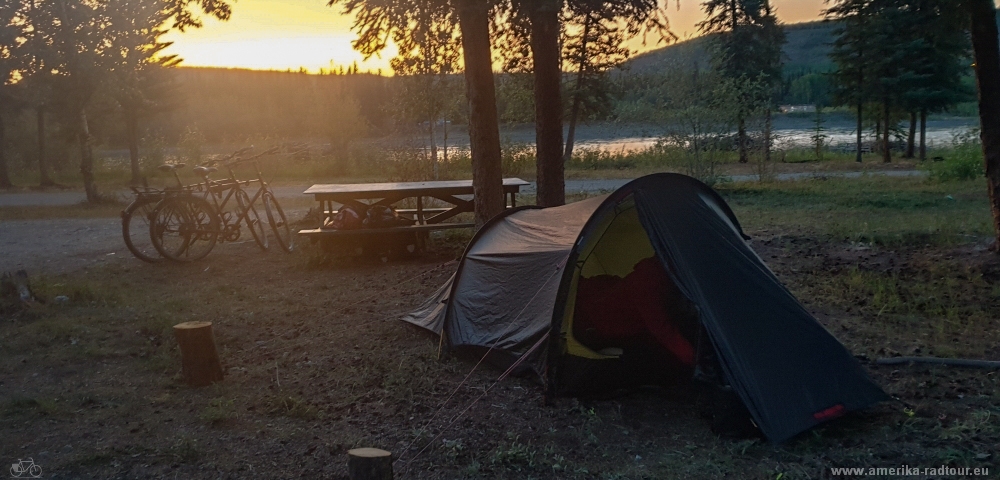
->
[[569, 125, 973, 153]]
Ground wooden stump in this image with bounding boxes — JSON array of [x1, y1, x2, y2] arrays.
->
[[173, 321, 224, 387], [347, 448, 392, 480]]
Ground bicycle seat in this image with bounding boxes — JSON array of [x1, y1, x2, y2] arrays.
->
[[193, 166, 218, 176], [157, 163, 186, 172]]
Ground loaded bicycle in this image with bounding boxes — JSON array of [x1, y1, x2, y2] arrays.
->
[[120, 146, 294, 262], [147, 146, 294, 262]]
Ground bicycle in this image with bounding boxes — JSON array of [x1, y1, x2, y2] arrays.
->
[[10, 458, 42, 478], [121, 163, 190, 263], [219, 146, 294, 253], [149, 147, 292, 261]]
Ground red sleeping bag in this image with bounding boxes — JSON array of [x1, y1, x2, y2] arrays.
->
[[573, 257, 696, 365]]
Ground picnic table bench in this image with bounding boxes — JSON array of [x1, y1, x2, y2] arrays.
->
[[297, 178, 530, 249]]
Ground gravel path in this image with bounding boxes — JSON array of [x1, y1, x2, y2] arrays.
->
[[0, 217, 132, 274], [0, 170, 925, 275]]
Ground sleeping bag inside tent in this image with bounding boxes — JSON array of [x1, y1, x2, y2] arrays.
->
[[402, 173, 887, 443]]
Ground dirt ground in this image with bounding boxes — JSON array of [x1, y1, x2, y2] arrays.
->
[[2, 204, 999, 479]]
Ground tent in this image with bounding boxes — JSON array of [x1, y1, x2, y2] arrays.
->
[[403, 173, 887, 443]]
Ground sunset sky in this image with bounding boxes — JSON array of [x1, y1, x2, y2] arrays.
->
[[162, 0, 829, 74]]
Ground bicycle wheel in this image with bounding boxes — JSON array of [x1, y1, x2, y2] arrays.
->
[[150, 195, 220, 262], [262, 191, 294, 252], [121, 195, 163, 263], [235, 189, 268, 251]]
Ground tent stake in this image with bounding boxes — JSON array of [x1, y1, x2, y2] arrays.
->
[[437, 331, 446, 361]]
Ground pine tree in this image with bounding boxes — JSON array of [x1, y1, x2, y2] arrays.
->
[[22, 0, 234, 202], [812, 106, 827, 161], [899, 0, 971, 161], [498, 0, 666, 206], [827, 0, 875, 163], [828, 0, 910, 163], [388, 4, 461, 179], [105, 0, 183, 185], [561, 3, 631, 164], [965, 0, 1000, 252], [0, 1, 24, 188], [331, 0, 504, 226], [830, 0, 972, 163], [699, 0, 786, 164]]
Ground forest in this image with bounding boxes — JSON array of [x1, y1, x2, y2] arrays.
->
[[0, 2, 986, 197]]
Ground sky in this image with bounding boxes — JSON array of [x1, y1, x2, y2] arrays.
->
[[162, 0, 829, 74]]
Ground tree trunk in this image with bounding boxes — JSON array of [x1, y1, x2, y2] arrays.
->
[[856, 101, 863, 163], [530, 0, 565, 207], [347, 448, 393, 480], [875, 117, 882, 156], [126, 110, 142, 186], [882, 100, 891, 163], [564, 97, 582, 164], [78, 109, 100, 202], [968, 0, 1000, 251], [919, 108, 927, 161], [38, 107, 54, 187], [428, 113, 438, 180], [738, 117, 748, 163], [173, 321, 225, 387], [443, 114, 449, 163], [456, 0, 504, 227], [0, 111, 12, 189], [563, 14, 590, 165], [764, 106, 772, 165], [905, 111, 916, 158]]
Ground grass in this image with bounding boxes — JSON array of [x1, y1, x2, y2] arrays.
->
[[1, 140, 957, 194], [2, 175, 999, 478], [718, 176, 993, 246]]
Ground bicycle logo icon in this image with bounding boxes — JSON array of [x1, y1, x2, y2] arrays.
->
[[9, 458, 42, 478]]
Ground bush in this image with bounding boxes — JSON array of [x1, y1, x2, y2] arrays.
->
[[924, 129, 985, 182], [501, 139, 533, 177]]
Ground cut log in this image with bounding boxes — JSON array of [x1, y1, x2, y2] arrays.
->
[[876, 357, 1000, 369], [173, 321, 224, 386], [347, 448, 393, 480]]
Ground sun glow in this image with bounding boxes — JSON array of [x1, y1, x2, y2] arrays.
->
[[162, 0, 396, 73], [163, 0, 827, 73]]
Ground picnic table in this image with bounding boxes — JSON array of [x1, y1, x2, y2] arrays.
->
[[297, 178, 530, 245]]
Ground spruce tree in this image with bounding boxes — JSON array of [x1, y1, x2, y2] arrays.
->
[[0, 1, 24, 189], [699, 0, 785, 164], [827, 0, 875, 162]]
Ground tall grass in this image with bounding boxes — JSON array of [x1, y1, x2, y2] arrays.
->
[[7, 134, 984, 190], [922, 129, 986, 182]]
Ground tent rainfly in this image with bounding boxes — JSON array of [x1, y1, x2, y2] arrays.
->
[[403, 173, 887, 443]]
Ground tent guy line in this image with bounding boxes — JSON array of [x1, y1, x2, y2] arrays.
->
[[399, 332, 551, 474], [251, 261, 457, 355], [394, 261, 567, 466]]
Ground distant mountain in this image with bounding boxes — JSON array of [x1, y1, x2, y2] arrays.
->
[[626, 20, 837, 75]]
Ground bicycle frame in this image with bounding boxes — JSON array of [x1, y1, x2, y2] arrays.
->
[[220, 147, 280, 210]]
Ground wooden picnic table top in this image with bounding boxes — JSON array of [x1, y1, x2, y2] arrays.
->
[[303, 178, 530, 198]]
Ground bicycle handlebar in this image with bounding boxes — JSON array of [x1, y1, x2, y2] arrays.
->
[[223, 146, 280, 168]]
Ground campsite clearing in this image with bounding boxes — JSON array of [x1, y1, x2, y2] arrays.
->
[[1, 176, 999, 478]]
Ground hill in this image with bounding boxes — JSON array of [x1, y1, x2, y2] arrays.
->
[[626, 19, 837, 75]]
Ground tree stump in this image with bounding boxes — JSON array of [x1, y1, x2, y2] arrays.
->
[[173, 321, 224, 386], [347, 448, 393, 480]]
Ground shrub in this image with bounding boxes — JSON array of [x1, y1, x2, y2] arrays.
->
[[924, 129, 985, 182], [501, 138, 533, 177]]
